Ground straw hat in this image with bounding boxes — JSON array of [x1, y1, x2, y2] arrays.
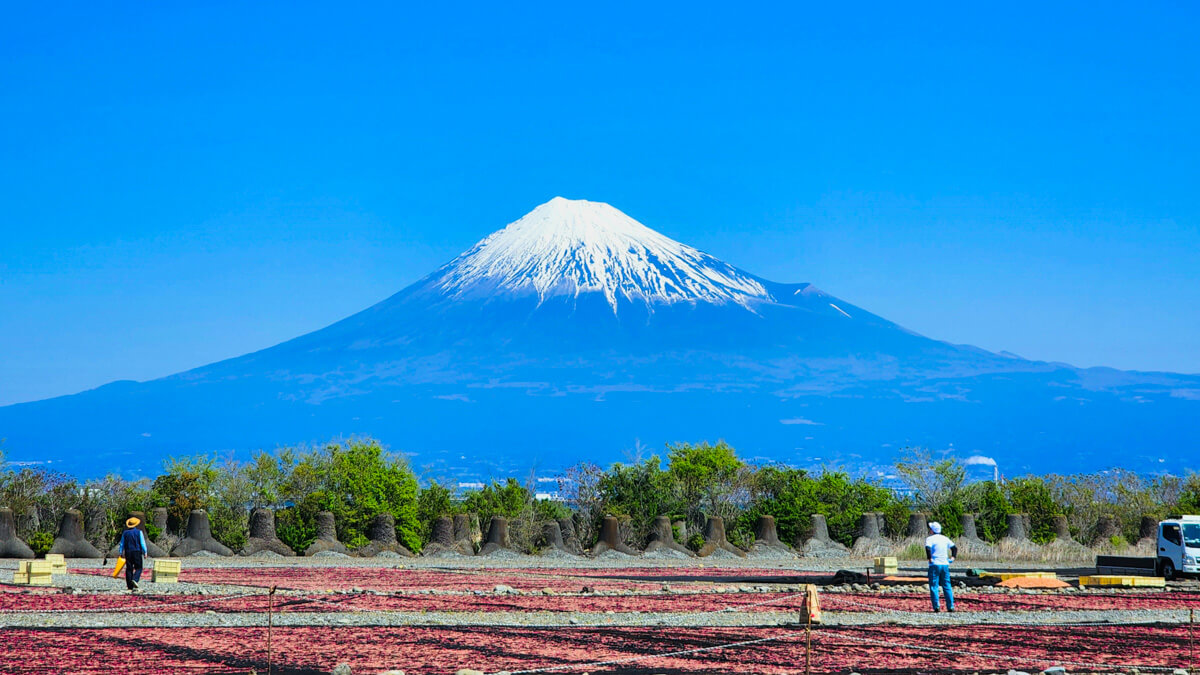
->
[[126, 517, 141, 528]]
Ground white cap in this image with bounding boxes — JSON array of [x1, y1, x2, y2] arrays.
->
[[928, 521, 942, 534]]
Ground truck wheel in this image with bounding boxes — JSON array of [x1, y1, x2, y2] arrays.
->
[[1161, 560, 1177, 581]]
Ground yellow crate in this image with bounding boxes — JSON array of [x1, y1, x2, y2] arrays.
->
[[152, 559, 181, 584], [44, 554, 66, 573], [1079, 575, 1166, 588], [12, 572, 29, 584], [873, 556, 898, 574], [28, 561, 53, 576], [16, 561, 31, 574], [26, 573, 52, 586], [981, 572, 1057, 581]]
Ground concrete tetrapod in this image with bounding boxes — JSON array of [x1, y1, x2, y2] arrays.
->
[[643, 515, 695, 558], [151, 507, 179, 552], [851, 512, 890, 557], [748, 515, 794, 558], [240, 508, 295, 557], [1091, 515, 1123, 547], [107, 511, 168, 558], [422, 516, 468, 557], [171, 510, 234, 557], [799, 513, 849, 558], [996, 513, 1040, 560], [451, 514, 477, 555], [304, 512, 349, 556], [891, 512, 930, 558], [697, 516, 746, 558], [356, 513, 414, 557], [1043, 514, 1090, 561], [557, 518, 585, 556], [1135, 515, 1158, 554], [955, 513, 996, 560], [591, 515, 639, 557], [0, 507, 35, 559], [540, 520, 579, 556], [478, 516, 513, 556], [48, 509, 102, 558]]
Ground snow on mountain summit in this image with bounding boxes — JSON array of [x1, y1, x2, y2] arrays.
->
[[430, 197, 773, 311]]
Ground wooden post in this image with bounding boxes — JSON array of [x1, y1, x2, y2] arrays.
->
[[268, 585, 277, 675], [805, 602, 812, 675], [1190, 608, 1194, 674]]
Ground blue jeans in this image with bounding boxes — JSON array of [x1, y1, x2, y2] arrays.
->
[[928, 564, 954, 611]]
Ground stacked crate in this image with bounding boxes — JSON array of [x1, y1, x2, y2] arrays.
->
[[873, 556, 898, 575], [13, 560, 53, 586], [44, 553, 66, 574]]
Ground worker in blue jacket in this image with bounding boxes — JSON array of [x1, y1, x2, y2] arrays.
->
[[119, 516, 149, 591]]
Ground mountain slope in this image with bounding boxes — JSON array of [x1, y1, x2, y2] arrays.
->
[[2, 198, 1198, 477]]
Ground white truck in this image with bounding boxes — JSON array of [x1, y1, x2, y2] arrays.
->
[[1095, 515, 1200, 580]]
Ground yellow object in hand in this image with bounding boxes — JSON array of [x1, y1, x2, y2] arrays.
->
[[111, 557, 126, 577]]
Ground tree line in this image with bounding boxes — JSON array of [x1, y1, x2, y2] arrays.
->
[[1, 439, 1198, 555]]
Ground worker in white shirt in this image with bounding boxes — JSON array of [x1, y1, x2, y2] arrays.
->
[[925, 521, 957, 612]]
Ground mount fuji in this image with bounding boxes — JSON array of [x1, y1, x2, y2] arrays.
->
[[3, 197, 1199, 477]]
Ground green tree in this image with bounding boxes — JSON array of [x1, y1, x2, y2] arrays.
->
[[1177, 474, 1200, 514], [895, 448, 966, 536], [1006, 476, 1059, 544], [274, 439, 421, 552], [736, 466, 900, 548], [152, 456, 217, 534], [416, 479, 454, 543], [597, 456, 679, 545], [667, 441, 751, 534], [961, 480, 1010, 542]]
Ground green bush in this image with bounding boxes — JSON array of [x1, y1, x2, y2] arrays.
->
[[737, 465, 903, 547], [416, 479, 454, 544], [28, 531, 53, 556], [293, 439, 421, 552], [598, 456, 680, 545], [961, 480, 1010, 541], [1006, 477, 1059, 544]]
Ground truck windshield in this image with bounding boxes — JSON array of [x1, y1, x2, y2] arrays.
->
[[1185, 524, 1200, 548]]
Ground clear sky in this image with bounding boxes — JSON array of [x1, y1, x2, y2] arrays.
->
[[1, 2, 1197, 406]]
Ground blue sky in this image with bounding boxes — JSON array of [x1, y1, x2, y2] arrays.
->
[[1, 2, 1197, 406]]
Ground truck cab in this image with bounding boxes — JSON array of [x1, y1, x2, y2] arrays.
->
[[1158, 515, 1200, 580]]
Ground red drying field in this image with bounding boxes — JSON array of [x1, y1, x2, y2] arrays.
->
[[823, 590, 1200, 613], [0, 589, 806, 614], [2, 624, 1194, 674], [10, 585, 1200, 615]]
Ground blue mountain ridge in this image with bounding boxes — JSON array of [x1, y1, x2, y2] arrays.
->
[[3, 198, 1198, 478]]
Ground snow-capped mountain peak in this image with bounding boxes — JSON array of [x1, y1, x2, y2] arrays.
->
[[431, 197, 773, 312]]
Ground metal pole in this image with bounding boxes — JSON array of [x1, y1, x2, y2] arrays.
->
[[1190, 608, 1194, 675], [268, 586, 277, 675]]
